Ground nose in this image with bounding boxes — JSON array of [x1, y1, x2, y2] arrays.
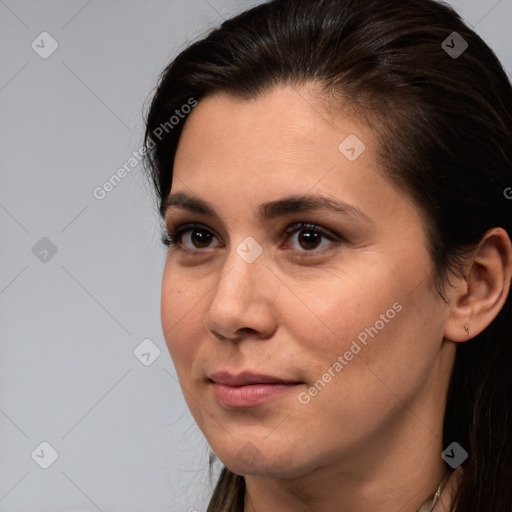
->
[[203, 244, 277, 342]]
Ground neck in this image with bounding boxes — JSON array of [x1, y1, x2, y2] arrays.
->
[[244, 450, 447, 511], [243, 401, 450, 512]]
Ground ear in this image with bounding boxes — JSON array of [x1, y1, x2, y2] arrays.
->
[[443, 227, 512, 342]]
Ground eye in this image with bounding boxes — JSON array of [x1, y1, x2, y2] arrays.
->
[[283, 222, 341, 253], [162, 223, 221, 251], [162, 221, 342, 255]]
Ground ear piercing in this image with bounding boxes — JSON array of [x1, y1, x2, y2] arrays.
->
[[464, 324, 470, 336]]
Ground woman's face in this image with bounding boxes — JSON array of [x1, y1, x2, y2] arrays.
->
[[161, 85, 454, 478]]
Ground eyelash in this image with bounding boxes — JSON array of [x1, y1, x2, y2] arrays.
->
[[161, 222, 343, 256]]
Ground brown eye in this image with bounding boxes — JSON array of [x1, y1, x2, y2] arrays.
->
[[188, 228, 214, 248], [285, 222, 341, 253], [166, 223, 221, 251], [297, 229, 322, 250]]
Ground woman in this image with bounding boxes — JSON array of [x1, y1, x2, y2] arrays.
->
[[143, 0, 512, 510]]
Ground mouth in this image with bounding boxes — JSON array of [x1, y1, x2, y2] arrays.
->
[[208, 370, 303, 408]]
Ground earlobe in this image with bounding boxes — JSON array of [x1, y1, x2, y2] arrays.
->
[[443, 227, 512, 343]]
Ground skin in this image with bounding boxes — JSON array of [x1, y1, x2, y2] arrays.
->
[[160, 85, 512, 512]]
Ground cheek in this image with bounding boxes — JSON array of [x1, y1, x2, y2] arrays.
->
[[301, 277, 444, 418], [160, 264, 199, 370], [284, 250, 440, 396], [276, 259, 406, 362]]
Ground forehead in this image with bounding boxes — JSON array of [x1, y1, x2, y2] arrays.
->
[[174, 86, 374, 182], [170, 86, 424, 236]]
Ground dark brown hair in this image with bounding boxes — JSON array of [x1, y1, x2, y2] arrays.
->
[[143, 0, 512, 510]]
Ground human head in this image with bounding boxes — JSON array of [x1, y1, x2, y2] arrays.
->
[[143, 1, 512, 510]]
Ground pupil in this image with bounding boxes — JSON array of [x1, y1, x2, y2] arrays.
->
[[299, 230, 320, 249], [192, 229, 212, 248]]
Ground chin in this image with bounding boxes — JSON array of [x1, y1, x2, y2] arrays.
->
[[215, 439, 318, 479]]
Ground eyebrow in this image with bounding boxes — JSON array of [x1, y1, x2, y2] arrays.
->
[[163, 191, 373, 223]]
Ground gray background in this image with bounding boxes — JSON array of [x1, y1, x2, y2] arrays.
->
[[1, 1, 510, 511]]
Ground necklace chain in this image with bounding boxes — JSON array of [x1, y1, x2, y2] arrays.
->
[[416, 470, 451, 512]]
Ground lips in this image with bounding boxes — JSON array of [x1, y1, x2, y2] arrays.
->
[[208, 371, 302, 408], [208, 370, 299, 386]]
